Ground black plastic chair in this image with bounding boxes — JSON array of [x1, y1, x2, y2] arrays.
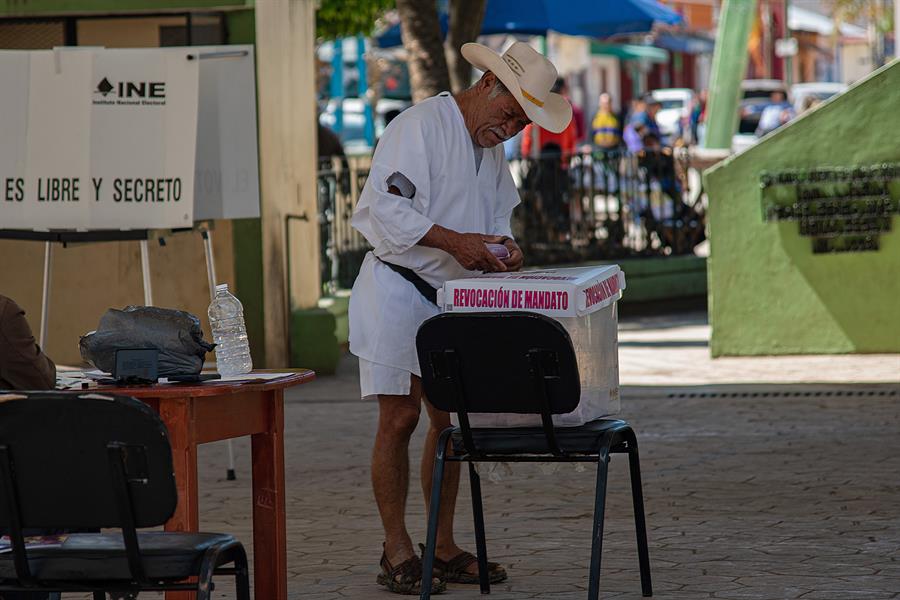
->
[[416, 312, 652, 600], [0, 391, 249, 599]]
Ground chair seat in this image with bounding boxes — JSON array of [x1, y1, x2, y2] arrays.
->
[[0, 532, 236, 582], [451, 418, 631, 456]]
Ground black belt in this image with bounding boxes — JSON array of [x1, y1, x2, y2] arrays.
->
[[377, 257, 438, 306]]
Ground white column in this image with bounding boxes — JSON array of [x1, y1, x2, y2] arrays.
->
[[255, 0, 321, 366]]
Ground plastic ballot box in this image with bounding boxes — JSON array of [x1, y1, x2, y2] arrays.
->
[[437, 265, 625, 428]]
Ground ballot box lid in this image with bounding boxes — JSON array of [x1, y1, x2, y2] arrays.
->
[[439, 265, 625, 317]]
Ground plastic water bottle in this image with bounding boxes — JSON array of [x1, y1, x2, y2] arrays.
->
[[208, 283, 253, 376]]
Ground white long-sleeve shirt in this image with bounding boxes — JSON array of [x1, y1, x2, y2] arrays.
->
[[348, 92, 520, 375]]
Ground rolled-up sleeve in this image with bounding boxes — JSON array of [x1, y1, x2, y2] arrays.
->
[[351, 116, 435, 255]]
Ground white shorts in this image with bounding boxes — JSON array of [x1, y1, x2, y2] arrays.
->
[[358, 357, 414, 400]]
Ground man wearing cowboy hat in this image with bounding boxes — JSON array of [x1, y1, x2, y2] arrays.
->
[[348, 41, 572, 595]]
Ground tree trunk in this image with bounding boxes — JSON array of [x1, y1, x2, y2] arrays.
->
[[396, 0, 451, 103], [445, 0, 487, 92]]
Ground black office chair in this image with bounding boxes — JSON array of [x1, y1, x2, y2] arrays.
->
[[0, 391, 249, 599], [416, 312, 652, 600]]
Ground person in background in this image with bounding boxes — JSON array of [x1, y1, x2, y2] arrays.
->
[[383, 108, 402, 128], [689, 89, 708, 145], [591, 93, 621, 150], [622, 97, 646, 152], [755, 90, 794, 137], [555, 78, 585, 143], [318, 121, 347, 163], [624, 95, 662, 152], [632, 95, 662, 140], [521, 79, 577, 161]]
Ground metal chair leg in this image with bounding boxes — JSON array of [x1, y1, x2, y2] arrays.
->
[[587, 451, 610, 600], [627, 433, 653, 597], [233, 543, 252, 600], [196, 548, 218, 600], [421, 429, 451, 600], [468, 462, 491, 594]]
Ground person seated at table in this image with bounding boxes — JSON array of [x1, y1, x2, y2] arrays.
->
[[0, 294, 55, 391]]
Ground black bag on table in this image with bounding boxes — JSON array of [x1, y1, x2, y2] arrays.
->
[[79, 306, 215, 377]]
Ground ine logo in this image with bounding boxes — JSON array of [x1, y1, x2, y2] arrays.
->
[[95, 77, 115, 96], [93, 77, 167, 106]]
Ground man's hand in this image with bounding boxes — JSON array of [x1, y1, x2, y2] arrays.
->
[[448, 233, 509, 272], [419, 226, 507, 272], [502, 237, 524, 271]]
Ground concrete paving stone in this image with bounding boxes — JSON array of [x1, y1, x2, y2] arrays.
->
[[798, 591, 899, 600]]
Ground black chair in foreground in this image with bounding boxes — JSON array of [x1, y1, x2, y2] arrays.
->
[[416, 312, 652, 600], [0, 391, 249, 599]]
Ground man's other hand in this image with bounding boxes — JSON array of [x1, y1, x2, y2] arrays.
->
[[419, 225, 509, 272], [502, 238, 524, 271]]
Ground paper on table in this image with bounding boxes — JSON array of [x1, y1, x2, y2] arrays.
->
[[213, 372, 295, 383], [83, 369, 113, 380]]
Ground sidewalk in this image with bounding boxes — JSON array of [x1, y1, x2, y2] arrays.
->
[[193, 311, 899, 599], [617, 311, 900, 386]]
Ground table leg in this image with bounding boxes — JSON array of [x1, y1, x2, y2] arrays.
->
[[160, 397, 199, 600], [251, 389, 288, 600]]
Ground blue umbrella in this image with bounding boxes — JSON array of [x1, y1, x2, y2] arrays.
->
[[376, 0, 682, 48]]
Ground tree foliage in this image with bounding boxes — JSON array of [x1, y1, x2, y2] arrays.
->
[[317, 0, 395, 40], [831, 0, 893, 32]]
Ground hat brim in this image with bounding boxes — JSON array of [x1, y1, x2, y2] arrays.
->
[[461, 42, 573, 134]]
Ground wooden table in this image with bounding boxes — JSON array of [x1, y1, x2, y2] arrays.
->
[[92, 371, 315, 600]]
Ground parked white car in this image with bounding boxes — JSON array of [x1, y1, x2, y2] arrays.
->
[[651, 88, 696, 140], [791, 82, 847, 113]]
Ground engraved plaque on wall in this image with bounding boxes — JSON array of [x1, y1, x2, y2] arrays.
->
[[760, 164, 900, 253]]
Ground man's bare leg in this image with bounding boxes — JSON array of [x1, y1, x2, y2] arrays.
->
[[421, 395, 483, 576], [373, 379, 422, 566]]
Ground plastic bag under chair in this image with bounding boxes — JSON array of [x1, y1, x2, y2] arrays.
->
[[79, 306, 215, 377]]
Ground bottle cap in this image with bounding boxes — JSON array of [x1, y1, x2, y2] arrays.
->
[[215, 283, 229, 293]]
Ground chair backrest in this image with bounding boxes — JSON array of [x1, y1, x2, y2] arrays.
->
[[0, 391, 176, 530], [416, 312, 581, 418]]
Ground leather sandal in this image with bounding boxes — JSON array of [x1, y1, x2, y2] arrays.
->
[[419, 543, 508, 584], [377, 546, 446, 595]]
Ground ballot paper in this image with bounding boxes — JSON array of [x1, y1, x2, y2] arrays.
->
[[439, 265, 625, 427]]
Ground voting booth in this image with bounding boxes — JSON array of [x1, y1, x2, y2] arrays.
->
[[0, 46, 260, 481], [438, 265, 625, 428], [0, 45, 260, 345]]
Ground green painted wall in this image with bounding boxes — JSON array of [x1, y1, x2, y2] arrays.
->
[[704, 61, 900, 357], [0, 0, 250, 16]]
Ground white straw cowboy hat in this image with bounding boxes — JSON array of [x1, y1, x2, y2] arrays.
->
[[462, 41, 573, 133]]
